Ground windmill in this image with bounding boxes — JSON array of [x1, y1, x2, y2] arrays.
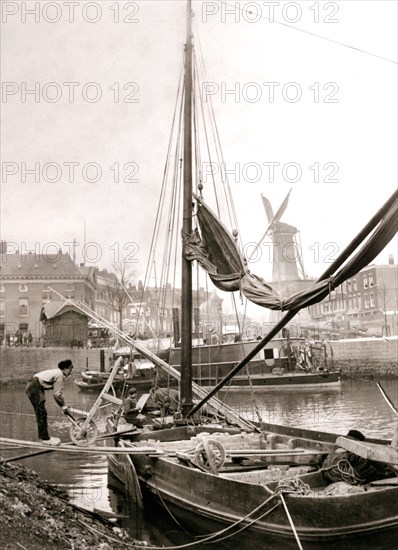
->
[[260, 191, 308, 295], [252, 191, 314, 331]]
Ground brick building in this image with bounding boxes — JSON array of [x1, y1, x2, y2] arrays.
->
[[81, 266, 119, 326], [0, 240, 226, 346], [309, 257, 398, 337], [0, 249, 96, 344]]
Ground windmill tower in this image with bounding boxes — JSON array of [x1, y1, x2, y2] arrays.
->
[[261, 192, 307, 294], [261, 192, 314, 331]]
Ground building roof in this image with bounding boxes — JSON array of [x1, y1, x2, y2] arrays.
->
[[0, 253, 87, 279], [40, 300, 90, 321], [94, 268, 118, 284]]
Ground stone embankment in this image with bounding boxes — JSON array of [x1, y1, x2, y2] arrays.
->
[[0, 347, 113, 384], [331, 337, 398, 377], [0, 337, 397, 385]]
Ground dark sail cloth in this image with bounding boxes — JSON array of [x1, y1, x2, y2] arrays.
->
[[184, 196, 398, 312]]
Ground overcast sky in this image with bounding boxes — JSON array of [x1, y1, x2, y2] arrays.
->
[[1, 0, 397, 307]]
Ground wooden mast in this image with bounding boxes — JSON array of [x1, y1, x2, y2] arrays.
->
[[180, 0, 193, 415]]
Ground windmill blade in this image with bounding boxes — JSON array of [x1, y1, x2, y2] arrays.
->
[[273, 188, 292, 222], [261, 194, 274, 223]]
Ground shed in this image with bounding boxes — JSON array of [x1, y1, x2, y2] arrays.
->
[[40, 301, 90, 347]]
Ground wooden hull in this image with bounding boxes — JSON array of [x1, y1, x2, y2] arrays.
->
[[137, 489, 398, 550], [125, 461, 397, 545], [75, 379, 128, 391], [169, 340, 341, 389], [168, 338, 341, 389], [75, 371, 154, 392], [108, 425, 398, 546], [75, 379, 118, 391], [201, 371, 341, 390]]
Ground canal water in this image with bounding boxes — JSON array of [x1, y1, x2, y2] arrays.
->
[[1, 377, 397, 548]]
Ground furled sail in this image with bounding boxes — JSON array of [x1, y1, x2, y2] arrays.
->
[[184, 196, 398, 312]]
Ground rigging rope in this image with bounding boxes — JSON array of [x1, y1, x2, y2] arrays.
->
[[139, 50, 185, 343], [193, 33, 241, 234], [220, 0, 397, 65]]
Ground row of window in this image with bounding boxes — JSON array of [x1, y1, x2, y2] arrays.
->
[[0, 297, 29, 317], [363, 273, 374, 289], [0, 284, 75, 293], [344, 273, 375, 292], [0, 294, 77, 317], [312, 290, 377, 316], [129, 306, 152, 317]]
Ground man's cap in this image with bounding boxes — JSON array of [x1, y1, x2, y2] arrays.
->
[[58, 359, 73, 370]]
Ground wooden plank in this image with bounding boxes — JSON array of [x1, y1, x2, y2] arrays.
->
[[225, 449, 328, 457], [369, 477, 398, 486], [0, 437, 164, 455], [336, 436, 398, 466], [137, 393, 151, 412], [68, 407, 89, 417], [101, 393, 123, 405]]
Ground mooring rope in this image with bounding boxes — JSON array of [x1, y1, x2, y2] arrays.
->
[[276, 477, 311, 495], [274, 478, 308, 550], [280, 493, 304, 550], [194, 501, 281, 544], [153, 463, 284, 547]]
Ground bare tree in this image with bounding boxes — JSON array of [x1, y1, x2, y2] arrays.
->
[[105, 262, 134, 331], [378, 283, 391, 337]]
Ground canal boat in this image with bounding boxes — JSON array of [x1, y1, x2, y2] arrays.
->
[[108, 422, 398, 548], [75, 358, 156, 392], [129, 333, 341, 390], [104, 1, 398, 545], [168, 336, 341, 390]]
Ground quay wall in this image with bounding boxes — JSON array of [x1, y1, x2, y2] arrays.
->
[[0, 337, 397, 384], [330, 337, 398, 377], [0, 347, 113, 384]]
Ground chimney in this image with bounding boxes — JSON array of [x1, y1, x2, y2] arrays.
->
[[388, 254, 395, 265]]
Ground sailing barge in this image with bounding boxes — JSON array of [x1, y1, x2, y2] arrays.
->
[[108, 423, 398, 548], [105, 1, 398, 546]]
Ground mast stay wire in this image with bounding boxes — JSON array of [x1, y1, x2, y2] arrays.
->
[[192, 41, 264, 417], [193, 27, 242, 235], [220, 0, 397, 65], [138, 51, 186, 335], [158, 84, 185, 337], [193, 24, 253, 312]]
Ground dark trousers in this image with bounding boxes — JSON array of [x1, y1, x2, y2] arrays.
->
[[26, 378, 49, 440], [123, 411, 143, 428]]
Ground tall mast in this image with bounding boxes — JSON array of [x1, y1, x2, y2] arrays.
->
[[180, 0, 193, 415]]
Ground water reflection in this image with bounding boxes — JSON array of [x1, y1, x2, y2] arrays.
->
[[1, 377, 397, 547], [221, 378, 397, 438]]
